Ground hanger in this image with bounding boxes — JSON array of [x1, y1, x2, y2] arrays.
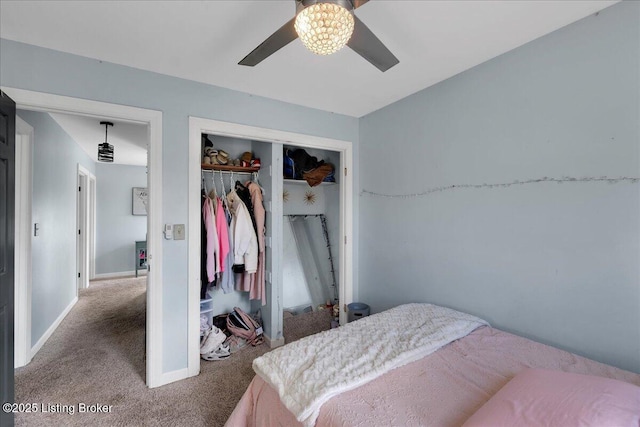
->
[[250, 171, 265, 194], [208, 173, 217, 199], [219, 170, 231, 213], [228, 172, 240, 195], [219, 170, 226, 195]]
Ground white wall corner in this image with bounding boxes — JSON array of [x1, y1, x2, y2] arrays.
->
[[30, 296, 78, 359]]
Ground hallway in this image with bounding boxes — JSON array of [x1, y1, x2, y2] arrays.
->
[[14, 277, 148, 425]]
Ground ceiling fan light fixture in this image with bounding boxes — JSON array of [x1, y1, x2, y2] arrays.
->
[[97, 121, 114, 163], [294, 2, 354, 56]]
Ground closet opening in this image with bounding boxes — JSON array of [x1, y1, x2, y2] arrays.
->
[[188, 117, 353, 377], [198, 134, 270, 337], [282, 145, 341, 322]]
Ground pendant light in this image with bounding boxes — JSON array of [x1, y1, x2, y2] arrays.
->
[[97, 121, 114, 163]]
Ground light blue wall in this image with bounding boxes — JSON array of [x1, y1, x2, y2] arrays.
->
[[1, 39, 359, 372], [359, 2, 639, 373], [95, 163, 147, 275], [16, 110, 96, 348]]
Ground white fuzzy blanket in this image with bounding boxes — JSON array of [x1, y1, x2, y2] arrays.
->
[[252, 303, 488, 427]]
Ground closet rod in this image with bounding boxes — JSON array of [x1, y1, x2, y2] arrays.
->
[[202, 170, 256, 175], [202, 169, 258, 175]]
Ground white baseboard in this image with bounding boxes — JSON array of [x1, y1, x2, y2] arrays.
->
[[30, 296, 78, 358], [265, 334, 285, 349], [93, 270, 147, 280]]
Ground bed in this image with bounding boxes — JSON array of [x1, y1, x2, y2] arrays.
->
[[225, 303, 640, 427]]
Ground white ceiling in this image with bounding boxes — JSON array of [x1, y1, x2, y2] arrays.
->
[[1, 1, 618, 119], [47, 112, 148, 166]]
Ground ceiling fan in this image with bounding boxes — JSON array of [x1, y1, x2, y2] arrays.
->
[[239, 0, 399, 72]]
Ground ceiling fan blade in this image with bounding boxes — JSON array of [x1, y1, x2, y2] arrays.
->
[[351, 0, 370, 9], [239, 17, 298, 66], [347, 15, 399, 72]]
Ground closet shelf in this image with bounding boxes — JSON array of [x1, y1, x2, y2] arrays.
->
[[283, 178, 336, 186], [202, 164, 260, 173]]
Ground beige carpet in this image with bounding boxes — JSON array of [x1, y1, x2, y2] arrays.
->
[[14, 277, 330, 427], [283, 308, 333, 344]]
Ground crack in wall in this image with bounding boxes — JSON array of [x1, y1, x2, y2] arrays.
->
[[361, 176, 640, 199]]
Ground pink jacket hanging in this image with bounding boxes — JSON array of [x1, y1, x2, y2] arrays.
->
[[215, 197, 230, 273]]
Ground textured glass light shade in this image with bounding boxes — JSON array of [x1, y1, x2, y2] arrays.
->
[[97, 142, 114, 162], [294, 3, 354, 56]]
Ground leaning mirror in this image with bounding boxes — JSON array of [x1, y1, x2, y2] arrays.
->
[[282, 214, 338, 315]]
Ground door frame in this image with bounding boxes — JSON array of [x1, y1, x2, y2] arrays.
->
[[14, 116, 33, 368], [3, 87, 165, 387], [88, 174, 96, 280], [76, 164, 95, 291], [187, 117, 354, 376]]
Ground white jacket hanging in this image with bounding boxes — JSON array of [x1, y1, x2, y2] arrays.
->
[[226, 190, 258, 274]]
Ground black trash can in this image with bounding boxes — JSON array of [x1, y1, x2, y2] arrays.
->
[[347, 302, 370, 322]]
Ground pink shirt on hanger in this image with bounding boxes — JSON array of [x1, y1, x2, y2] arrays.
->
[[202, 196, 218, 283], [215, 197, 230, 273]]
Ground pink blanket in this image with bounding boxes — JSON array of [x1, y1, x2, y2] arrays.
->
[[225, 326, 640, 427]]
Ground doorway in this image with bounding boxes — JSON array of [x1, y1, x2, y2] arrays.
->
[[187, 117, 354, 376], [4, 87, 164, 387], [14, 116, 32, 369], [76, 165, 95, 291]]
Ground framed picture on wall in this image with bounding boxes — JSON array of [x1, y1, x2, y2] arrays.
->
[[132, 187, 148, 216]]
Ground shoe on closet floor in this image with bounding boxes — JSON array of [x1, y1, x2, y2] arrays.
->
[[201, 343, 231, 361], [200, 326, 227, 355], [224, 335, 249, 354]]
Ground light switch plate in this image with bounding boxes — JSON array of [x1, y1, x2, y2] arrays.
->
[[173, 224, 185, 240]]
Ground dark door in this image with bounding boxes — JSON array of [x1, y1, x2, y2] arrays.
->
[[0, 91, 16, 427]]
